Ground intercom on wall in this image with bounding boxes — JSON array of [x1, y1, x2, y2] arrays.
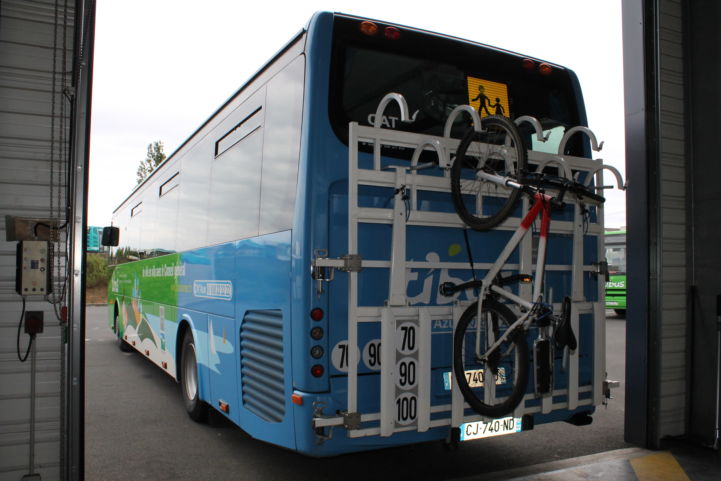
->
[[15, 240, 52, 296]]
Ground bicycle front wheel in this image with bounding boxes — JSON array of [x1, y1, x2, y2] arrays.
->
[[450, 116, 527, 231], [453, 299, 529, 418]]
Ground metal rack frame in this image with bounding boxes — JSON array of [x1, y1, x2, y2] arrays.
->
[[313, 93, 624, 439]]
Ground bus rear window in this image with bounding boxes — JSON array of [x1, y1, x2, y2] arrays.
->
[[330, 16, 586, 158]]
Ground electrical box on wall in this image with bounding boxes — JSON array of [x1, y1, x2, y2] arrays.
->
[[16, 241, 52, 296]]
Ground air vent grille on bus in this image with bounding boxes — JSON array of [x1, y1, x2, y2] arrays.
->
[[240, 310, 285, 422]]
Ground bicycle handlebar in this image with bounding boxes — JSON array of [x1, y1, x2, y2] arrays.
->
[[476, 170, 606, 205], [521, 172, 606, 205], [522, 173, 606, 204]]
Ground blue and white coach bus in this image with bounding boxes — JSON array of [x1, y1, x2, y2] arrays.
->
[[108, 11, 615, 456]]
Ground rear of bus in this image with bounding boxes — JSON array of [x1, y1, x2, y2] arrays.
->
[[291, 12, 599, 456]]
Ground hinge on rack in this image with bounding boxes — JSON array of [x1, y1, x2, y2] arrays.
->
[[603, 378, 620, 406], [339, 411, 361, 430], [592, 260, 609, 280], [311, 251, 363, 296], [312, 401, 334, 444], [339, 254, 362, 273], [311, 249, 333, 297]]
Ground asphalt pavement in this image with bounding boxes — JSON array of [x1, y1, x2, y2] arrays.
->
[[85, 306, 629, 481]]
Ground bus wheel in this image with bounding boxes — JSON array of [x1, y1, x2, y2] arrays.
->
[[116, 307, 133, 352], [181, 332, 209, 423], [119, 338, 134, 352], [614, 309, 626, 317]]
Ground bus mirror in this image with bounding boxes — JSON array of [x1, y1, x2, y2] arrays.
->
[[101, 226, 119, 247]]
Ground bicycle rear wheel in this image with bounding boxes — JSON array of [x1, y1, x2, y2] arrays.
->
[[453, 299, 529, 418], [450, 116, 527, 231]]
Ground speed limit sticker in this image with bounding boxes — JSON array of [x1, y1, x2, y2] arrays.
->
[[362, 339, 382, 370], [331, 340, 359, 372], [394, 392, 418, 425]]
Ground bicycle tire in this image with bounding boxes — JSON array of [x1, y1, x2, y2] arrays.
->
[[451, 116, 528, 231], [453, 298, 529, 418]]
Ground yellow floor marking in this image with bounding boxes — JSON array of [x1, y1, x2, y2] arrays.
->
[[630, 452, 691, 481]]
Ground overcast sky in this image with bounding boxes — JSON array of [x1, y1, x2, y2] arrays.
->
[[89, 0, 625, 228]]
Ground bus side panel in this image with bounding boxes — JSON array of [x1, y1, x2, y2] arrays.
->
[[108, 232, 297, 450], [174, 231, 296, 450], [109, 256, 184, 377]]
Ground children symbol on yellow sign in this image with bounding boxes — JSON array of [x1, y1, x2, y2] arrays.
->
[[467, 76, 510, 118], [491, 97, 505, 116], [471, 85, 492, 116]]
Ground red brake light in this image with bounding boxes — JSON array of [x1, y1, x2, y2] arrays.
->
[[522, 58, 536, 71], [310, 307, 324, 321], [311, 364, 324, 377], [539, 62, 553, 76], [384, 26, 401, 40], [360, 21, 378, 36]]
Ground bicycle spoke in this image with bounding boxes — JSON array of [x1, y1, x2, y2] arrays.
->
[[453, 299, 529, 417], [451, 116, 528, 231]]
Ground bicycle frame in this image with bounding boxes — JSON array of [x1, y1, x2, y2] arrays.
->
[[474, 187, 553, 361]]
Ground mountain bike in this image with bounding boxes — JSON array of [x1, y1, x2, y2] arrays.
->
[[441, 169, 605, 418]]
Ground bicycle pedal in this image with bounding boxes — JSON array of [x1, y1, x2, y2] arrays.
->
[[534, 338, 553, 396]]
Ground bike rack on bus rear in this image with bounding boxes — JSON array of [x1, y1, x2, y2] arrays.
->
[[312, 93, 623, 441]]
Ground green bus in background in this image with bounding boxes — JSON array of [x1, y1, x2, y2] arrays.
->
[[605, 230, 627, 316]]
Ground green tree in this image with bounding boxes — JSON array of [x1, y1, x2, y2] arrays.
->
[[86, 253, 112, 288], [136, 140, 166, 185]]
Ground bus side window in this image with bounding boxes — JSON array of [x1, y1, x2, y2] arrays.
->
[[207, 89, 266, 245], [259, 55, 305, 235]]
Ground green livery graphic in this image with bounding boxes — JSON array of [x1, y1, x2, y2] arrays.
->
[[109, 254, 185, 375]]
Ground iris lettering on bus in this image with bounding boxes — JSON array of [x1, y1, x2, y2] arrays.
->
[[407, 252, 468, 306], [193, 280, 233, 301], [141, 263, 186, 278]]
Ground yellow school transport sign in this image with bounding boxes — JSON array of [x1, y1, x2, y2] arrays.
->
[[467, 76, 510, 118]]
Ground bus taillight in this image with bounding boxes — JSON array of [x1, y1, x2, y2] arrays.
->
[[539, 62, 553, 76], [311, 364, 324, 377], [384, 26, 400, 40], [522, 58, 536, 71], [360, 21, 378, 36], [310, 327, 324, 340], [310, 307, 324, 321]]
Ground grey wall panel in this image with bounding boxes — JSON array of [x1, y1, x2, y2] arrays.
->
[[0, 0, 76, 479], [656, 0, 688, 439]]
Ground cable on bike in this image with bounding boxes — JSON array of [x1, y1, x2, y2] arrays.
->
[[462, 228, 478, 288]]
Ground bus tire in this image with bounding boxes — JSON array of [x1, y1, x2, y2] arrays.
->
[[116, 306, 133, 352], [614, 309, 626, 317], [119, 338, 134, 352], [180, 331, 209, 423]]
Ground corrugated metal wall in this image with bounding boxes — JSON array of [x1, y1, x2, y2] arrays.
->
[[0, 1, 75, 479], [656, 0, 687, 438]]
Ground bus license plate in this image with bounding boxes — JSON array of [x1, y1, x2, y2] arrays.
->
[[459, 416, 522, 441], [443, 368, 506, 390]]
